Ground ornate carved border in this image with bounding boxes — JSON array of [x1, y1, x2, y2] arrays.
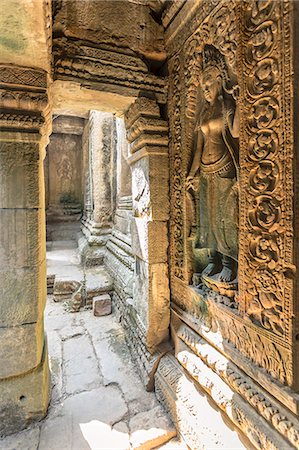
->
[[168, 0, 296, 388]]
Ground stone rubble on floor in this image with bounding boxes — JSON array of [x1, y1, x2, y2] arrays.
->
[[0, 297, 182, 450]]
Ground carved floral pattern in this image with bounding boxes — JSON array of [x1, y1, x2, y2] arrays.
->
[[169, 0, 295, 385], [240, 0, 294, 348]]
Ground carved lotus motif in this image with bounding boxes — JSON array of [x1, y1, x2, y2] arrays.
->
[[250, 97, 279, 130], [249, 58, 278, 96], [249, 235, 279, 270], [249, 160, 279, 193], [248, 129, 278, 161], [247, 1, 275, 27], [248, 195, 281, 232]]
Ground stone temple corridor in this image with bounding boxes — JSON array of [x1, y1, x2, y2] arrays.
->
[[0, 240, 183, 450], [1, 1, 299, 449]]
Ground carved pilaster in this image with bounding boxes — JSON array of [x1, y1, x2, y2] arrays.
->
[[0, 64, 50, 435], [80, 111, 116, 266], [124, 97, 170, 354]]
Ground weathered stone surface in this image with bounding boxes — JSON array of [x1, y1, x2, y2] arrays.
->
[[131, 155, 169, 221], [0, 322, 44, 379], [38, 386, 128, 450], [0, 263, 46, 327], [134, 259, 170, 352], [93, 294, 112, 317], [85, 266, 113, 299], [0, 209, 45, 269], [53, 278, 81, 302], [131, 218, 168, 264], [63, 334, 101, 395], [0, 343, 49, 437], [129, 405, 176, 450], [53, 0, 165, 62], [89, 111, 114, 226], [0, 142, 41, 209], [0, 426, 40, 450], [0, 0, 50, 71], [84, 312, 157, 415], [46, 130, 83, 221], [51, 80, 135, 118], [155, 354, 249, 450], [52, 115, 85, 135]]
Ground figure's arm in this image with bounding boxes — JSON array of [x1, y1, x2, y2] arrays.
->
[[226, 86, 240, 138], [227, 103, 239, 138], [188, 127, 204, 177]]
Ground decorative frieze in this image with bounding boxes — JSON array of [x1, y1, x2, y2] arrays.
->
[[173, 317, 299, 448], [53, 40, 167, 103], [0, 65, 49, 134], [167, 0, 298, 392]]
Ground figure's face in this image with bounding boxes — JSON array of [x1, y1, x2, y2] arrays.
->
[[201, 69, 222, 103]]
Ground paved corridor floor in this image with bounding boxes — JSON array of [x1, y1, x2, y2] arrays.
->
[[0, 297, 186, 450]]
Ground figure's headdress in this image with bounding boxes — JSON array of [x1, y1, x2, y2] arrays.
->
[[201, 45, 229, 83]]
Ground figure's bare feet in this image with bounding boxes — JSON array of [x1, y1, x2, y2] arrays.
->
[[202, 263, 219, 277], [217, 266, 236, 283]]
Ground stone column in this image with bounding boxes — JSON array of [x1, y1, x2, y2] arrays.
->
[[125, 97, 170, 354], [0, 65, 50, 435], [80, 111, 116, 265]]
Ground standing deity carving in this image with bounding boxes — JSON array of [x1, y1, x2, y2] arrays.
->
[[186, 45, 239, 297]]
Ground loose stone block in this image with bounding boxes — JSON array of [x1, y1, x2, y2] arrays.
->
[[0, 322, 44, 379], [93, 294, 112, 316], [0, 341, 49, 437], [131, 218, 168, 264], [129, 405, 176, 450]]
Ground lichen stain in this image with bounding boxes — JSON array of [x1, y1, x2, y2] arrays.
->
[[0, 2, 28, 53]]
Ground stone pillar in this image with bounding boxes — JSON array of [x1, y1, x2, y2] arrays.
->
[[125, 97, 170, 354], [105, 117, 134, 315], [79, 111, 116, 265], [0, 65, 50, 435]]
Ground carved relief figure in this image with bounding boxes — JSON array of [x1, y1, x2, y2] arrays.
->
[[186, 45, 239, 292]]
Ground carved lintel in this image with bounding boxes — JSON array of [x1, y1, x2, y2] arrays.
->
[[53, 41, 167, 103], [0, 65, 49, 135]]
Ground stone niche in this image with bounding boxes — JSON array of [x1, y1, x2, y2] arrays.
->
[[45, 115, 84, 241], [155, 1, 299, 450]]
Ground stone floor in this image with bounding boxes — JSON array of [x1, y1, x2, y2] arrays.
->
[[47, 240, 113, 304], [0, 242, 188, 450]]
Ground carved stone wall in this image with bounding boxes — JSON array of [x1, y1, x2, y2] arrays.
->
[[45, 116, 84, 240], [156, 1, 299, 449]]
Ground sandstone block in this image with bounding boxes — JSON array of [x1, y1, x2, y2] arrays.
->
[[131, 155, 169, 221], [129, 405, 176, 450], [0, 141, 41, 209], [0, 209, 45, 269], [93, 294, 112, 316], [0, 262, 46, 327], [134, 259, 170, 352], [0, 322, 44, 379], [131, 218, 168, 264], [0, 341, 49, 436]]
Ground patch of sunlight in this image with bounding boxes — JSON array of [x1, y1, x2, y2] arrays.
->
[[80, 420, 129, 450]]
